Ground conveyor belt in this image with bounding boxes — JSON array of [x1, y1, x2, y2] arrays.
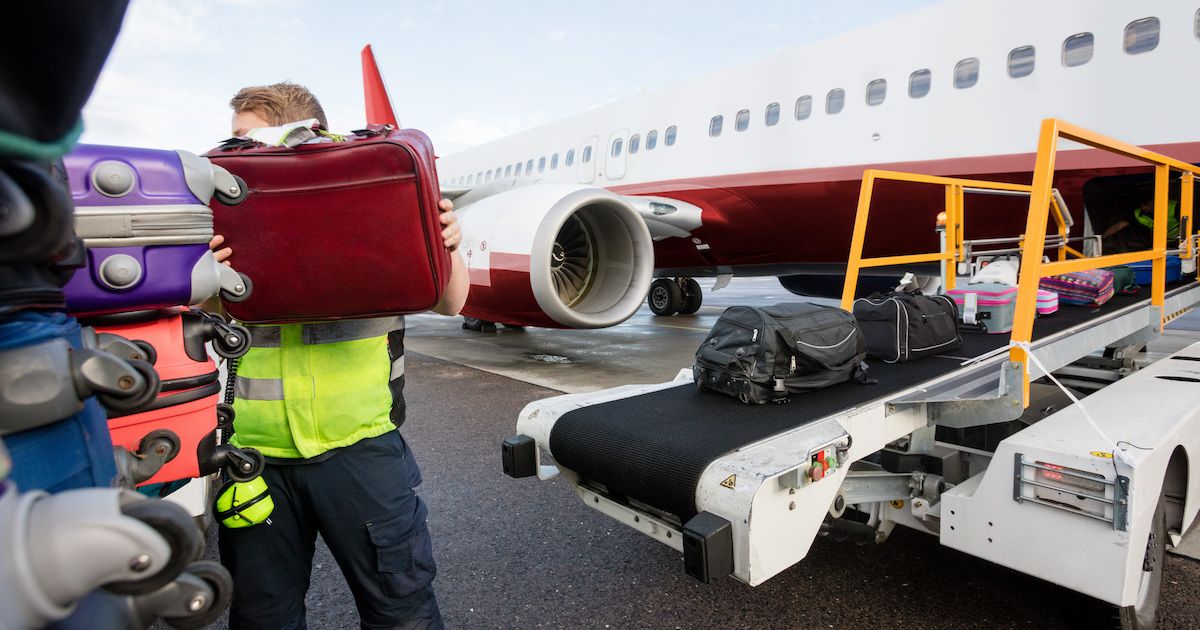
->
[[548, 283, 1197, 522]]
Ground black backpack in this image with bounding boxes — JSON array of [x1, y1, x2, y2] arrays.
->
[[693, 303, 870, 404]]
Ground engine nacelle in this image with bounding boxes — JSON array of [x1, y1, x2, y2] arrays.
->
[[455, 183, 654, 329]]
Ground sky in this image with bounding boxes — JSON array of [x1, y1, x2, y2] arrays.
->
[[80, 0, 939, 156]]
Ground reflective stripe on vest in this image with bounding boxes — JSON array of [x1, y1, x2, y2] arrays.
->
[[230, 316, 405, 459]]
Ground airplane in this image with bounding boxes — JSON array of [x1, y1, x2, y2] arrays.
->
[[365, 0, 1200, 331]]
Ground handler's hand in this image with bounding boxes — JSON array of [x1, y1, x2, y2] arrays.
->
[[439, 199, 461, 251], [209, 234, 233, 266]]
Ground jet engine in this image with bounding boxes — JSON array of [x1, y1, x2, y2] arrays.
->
[[454, 183, 654, 329]]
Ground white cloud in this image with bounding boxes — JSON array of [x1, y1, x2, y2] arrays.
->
[[547, 29, 568, 42], [431, 115, 530, 155]]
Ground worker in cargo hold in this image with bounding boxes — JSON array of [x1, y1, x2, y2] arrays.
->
[[209, 82, 468, 629], [1101, 196, 1180, 252]]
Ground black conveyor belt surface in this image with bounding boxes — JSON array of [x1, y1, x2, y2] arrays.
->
[[548, 283, 1197, 522]]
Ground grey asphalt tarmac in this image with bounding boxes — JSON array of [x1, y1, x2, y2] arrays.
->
[[193, 278, 1200, 629]]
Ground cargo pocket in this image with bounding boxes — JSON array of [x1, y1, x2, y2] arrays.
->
[[367, 508, 437, 599]]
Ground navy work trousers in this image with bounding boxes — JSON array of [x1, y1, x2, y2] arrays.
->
[[219, 430, 442, 629]]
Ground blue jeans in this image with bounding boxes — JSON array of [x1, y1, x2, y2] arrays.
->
[[219, 430, 442, 629]]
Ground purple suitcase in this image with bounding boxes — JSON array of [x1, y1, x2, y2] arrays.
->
[[62, 144, 252, 316]]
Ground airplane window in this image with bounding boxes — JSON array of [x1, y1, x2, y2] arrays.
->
[[825, 89, 845, 114], [735, 109, 750, 132], [551, 153, 559, 169], [1008, 46, 1035, 78], [908, 69, 931, 98], [525, 159, 534, 173], [536, 157, 544, 172], [794, 95, 812, 120], [866, 79, 886, 106], [954, 58, 980, 88], [647, 130, 658, 149], [1196, 9, 1200, 39], [485, 171, 492, 183], [709, 115, 723, 137], [476, 172, 483, 184], [611, 138, 623, 157], [583, 145, 593, 163], [566, 149, 575, 166], [467, 174, 474, 185], [505, 165, 512, 177], [629, 134, 640, 154], [1062, 32, 1094, 67], [765, 102, 780, 126], [514, 162, 522, 176], [495, 168, 502, 179], [665, 126, 676, 145], [1125, 17, 1160, 55]]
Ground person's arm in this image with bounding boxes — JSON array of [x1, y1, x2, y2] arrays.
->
[[432, 199, 469, 315], [1102, 219, 1130, 238]]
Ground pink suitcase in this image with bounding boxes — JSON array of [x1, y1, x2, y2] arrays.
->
[[946, 283, 1017, 334], [1036, 289, 1059, 315]]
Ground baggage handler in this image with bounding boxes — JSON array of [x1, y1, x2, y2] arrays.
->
[[209, 82, 468, 629]]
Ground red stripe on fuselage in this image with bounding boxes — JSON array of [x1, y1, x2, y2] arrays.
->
[[609, 141, 1200, 271]]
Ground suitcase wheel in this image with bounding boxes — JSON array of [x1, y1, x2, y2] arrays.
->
[[213, 174, 248, 206], [224, 447, 265, 483], [105, 497, 204, 595], [212, 322, 251, 359], [219, 272, 253, 304], [131, 339, 157, 366], [138, 429, 181, 464], [162, 560, 235, 629], [96, 359, 161, 414]]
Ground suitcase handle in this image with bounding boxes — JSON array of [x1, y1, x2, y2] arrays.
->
[[698, 345, 738, 366]]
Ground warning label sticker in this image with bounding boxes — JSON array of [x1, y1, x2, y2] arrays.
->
[[720, 474, 737, 490]]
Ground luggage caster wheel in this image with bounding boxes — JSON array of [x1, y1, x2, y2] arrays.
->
[[105, 498, 203, 595], [214, 323, 251, 358], [139, 429, 181, 463], [163, 561, 234, 629], [216, 403, 235, 427], [219, 273, 253, 303], [214, 174, 248, 206], [225, 447, 265, 483], [649, 278, 682, 316], [97, 359, 161, 414], [131, 339, 157, 365]]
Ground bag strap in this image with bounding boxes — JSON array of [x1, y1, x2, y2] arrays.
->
[[698, 345, 738, 366]]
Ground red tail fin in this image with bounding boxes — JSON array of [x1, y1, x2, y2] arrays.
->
[[361, 44, 399, 128]]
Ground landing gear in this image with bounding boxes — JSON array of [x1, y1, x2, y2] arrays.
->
[[649, 278, 703, 316]]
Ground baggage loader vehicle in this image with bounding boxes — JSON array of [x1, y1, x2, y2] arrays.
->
[[502, 120, 1200, 626]]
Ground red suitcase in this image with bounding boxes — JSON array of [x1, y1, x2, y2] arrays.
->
[[206, 127, 450, 323], [92, 308, 253, 486]]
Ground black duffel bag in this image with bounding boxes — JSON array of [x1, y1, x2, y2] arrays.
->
[[693, 303, 869, 404], [852, 289, 961, 363]]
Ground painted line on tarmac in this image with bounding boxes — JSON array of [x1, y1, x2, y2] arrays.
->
[[649, 321, 711, 332]]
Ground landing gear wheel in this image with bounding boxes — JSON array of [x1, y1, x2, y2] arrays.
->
[[213, 322, 251, 359], [97, 359, 161, 414], [677, 278, 703, 315], [214, 174, 248, 206], [649, 278, 682, 316], [106, 498, 202, 595], [1109, 494, 1166, 629], [139, 429, 181, 464], [219, 273, 252, 303], [224, 447, 265, 483], [163, 561, 235, 629], [462, 316, 497, 332]]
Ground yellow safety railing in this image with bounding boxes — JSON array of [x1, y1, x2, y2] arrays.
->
[[1008, 118, 1200, 402], [840, 118, 1200, 407], [839, 171, 1072, 310]]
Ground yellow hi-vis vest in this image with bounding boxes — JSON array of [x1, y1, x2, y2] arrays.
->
[[230, 316, 406, 459], [1134, 199, 1180, 240]]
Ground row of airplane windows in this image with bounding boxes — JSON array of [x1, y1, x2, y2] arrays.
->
[[449, 126, 678, 186], [448, 14, 1178, 186], [710, 16, 1167, 136]]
